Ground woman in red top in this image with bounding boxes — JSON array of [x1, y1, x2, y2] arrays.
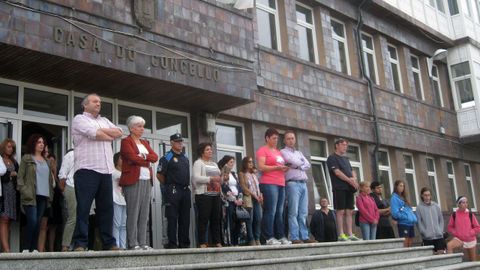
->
[[256, 128, 290, 245], [356, 181, 379, 240], [447, 196, 480, 261], [119, 115, 158, 250]]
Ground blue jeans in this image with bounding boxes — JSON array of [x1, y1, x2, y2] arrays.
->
[[260, 184, 285, 240], [112, 203, 127, 249], [286, 181, 309, 241], [23, 195, 48, 251], [246, 198, 262, 241], [72, 169, 116, 249], [360, 222, 377, 240]]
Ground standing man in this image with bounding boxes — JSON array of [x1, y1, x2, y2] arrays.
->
[[71, 93, 123, 251], [58, 149, 76, 251], [416, 187, 446, 254], [281, 130, 315, 244], [157, 133, 191, 249], [326, 138, 359, 241], [370, 181, 395, 239]]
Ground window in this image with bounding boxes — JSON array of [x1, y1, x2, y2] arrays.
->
[[448, 0, 459, 15], [451, 61, 475, 109], [361, 33, 378, 84], [216, 121, 245, 172], [476, 0, 480, 23], [378, 150, 392, 200], [256, 0, 280, 51], [296, 3, 317, 63], [428, 0, 445, 12], [118, 105, 152, 133], [411, 55, 425, 100], [24, 88, 68, 120], [0, 83, 18, 114], [331, 19, 350, 75], [310, 139, 331, 208], [156, 112, 189, 138], [346, 144, 363, 182], [464, 0, 473, 17], [426, 157, 441, 207], [388, 45, 403, 93], [446, 161, 458, 209], [464, 164, 477, 210], [431, 65, 444, 107], [403, 154, 418, 206]]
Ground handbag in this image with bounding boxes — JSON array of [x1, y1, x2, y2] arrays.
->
[[235, 206, 250, 221], [243, 194, 253, 209]]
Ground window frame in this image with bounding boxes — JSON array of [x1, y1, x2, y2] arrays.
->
[[411, 55, 425, 101], [295, 2, 318, 63], [256, 0, 282, 51], [431, 64, 444, 107], [403, 153, 419, 207], [360, 32, 379, 85], [464, 163, 477, 211], [378, 149, 393, 199], [426, 157, 442, 208], [330, 18, 351, 75], [387, 44, 403, 93], [215, 119, 246, 172], [310, 137, 332, 208], [347, 143, 364, 182], [451, 61, 475, 109], [446, 160, 459, 210]]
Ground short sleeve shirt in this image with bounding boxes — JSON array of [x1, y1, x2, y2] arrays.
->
[[157, 150, 190, 187], [326, 153, 353, 191], [256, 146, 286, 186]]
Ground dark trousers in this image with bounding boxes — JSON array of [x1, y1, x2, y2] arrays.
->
[[23, 195, 48, 251], [195, 194, 221, 245], [376, 225, 395, 239], [72, 169, 115, 249], [225, 201, 241, 246], [164, 185, 191, 248]]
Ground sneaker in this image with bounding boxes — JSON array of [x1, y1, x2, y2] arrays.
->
[[73, 246, 86, 252], [266, 238, 281, 245], [142, 246, 153, 250], [279, 237, 292, 245], [130, 245, 142, 250], [348, 234, 360, 241], [338, 234, 350, 241]]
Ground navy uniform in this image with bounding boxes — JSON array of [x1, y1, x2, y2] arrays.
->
[[157, 133, 191, 249]]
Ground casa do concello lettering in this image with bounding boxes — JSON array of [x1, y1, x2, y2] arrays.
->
[[53, 27, 219, 81]]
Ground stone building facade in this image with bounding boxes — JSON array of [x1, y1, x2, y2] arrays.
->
[[0, 0, 479, 249]]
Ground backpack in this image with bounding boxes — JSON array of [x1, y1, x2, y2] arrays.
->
[[452, 210, 474, 228]]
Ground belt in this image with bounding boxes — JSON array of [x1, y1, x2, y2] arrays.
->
[[168, 184, 190, 190], [287, 179, 307, 183]]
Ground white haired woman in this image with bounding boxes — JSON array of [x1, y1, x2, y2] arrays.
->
[[119, 116, 158, 250]]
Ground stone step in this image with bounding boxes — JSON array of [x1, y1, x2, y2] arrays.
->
[[98, 246, 436, 270], [0, 239, 404, 270], [321, 253, 463, 270], [425, 261, 480, 270]]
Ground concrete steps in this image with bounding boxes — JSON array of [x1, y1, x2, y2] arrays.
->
[[0, 238, 471, 270]]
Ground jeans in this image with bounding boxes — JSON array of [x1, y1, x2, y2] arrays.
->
[[112, 203, 127, 249], [72, 169, 116, 249], [360, 222, 377, 240], [286, 181, 309, 241], [260, 184, 285, 240], [246, 198, 262, 241], [23, 195, 48, 251]]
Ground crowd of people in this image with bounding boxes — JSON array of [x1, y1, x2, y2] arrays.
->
[[0, 93, 478, 262]]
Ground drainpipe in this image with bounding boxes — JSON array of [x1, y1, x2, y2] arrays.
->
[[354, 0, 381, 182]]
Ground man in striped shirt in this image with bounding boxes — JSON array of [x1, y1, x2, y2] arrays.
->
[[71, 93, 123, 251]]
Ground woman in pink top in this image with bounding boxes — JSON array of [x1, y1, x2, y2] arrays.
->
[[356, 181, 379, 240], [256, 128, 290, 246], [447, 196, 480, 261]]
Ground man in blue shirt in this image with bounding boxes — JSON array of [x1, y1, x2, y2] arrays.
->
[[157, 133, 191, 249]]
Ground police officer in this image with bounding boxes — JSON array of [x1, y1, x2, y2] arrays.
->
[[157, 133, 191, 249]]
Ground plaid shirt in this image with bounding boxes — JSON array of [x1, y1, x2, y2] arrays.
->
[[72, 112, 121, 174]]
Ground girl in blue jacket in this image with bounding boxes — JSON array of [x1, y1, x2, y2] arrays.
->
[[390, 180, 417, 247]]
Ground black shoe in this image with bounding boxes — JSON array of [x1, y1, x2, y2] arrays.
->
[[164, 244, 178, 249]]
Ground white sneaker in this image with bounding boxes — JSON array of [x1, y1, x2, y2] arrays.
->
[[130, 245, 142, 250], [142, 245, 153, 250], [266, 238, 281, 245], [279, 237, 292, 245]]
